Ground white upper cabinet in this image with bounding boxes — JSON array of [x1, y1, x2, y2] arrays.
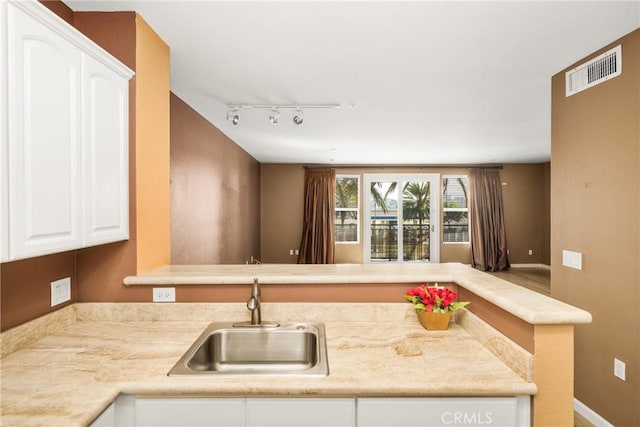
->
[[81, 52, 129, 246], [7, 2, 83, 259], [1, 0, 133, 262]]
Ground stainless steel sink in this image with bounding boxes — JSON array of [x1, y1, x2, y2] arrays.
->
[[168, 322, 329, 377]]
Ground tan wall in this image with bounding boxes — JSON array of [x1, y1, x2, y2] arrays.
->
[[260, 165, 305, 263], [501, 163, 550, 265], [170, 93, 261, 264], [261, 165, 548, 265], [551, 29, 640, 426]]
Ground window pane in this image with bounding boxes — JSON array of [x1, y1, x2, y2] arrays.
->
[[443, 211, 468, 243], [370, 181, 398, 260], [443, 177, 468, 209], [402, 181, 431, 261], [335, 210, 358, 242], [335, 177, 358, 208], [443, 177, 469, 243], [335, 176, 359, 243]]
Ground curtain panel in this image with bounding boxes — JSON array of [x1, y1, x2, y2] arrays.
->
[[468, 168, 510, 272], [297, 168, 335, 264]]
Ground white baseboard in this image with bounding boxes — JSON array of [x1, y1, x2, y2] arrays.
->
[[509, 263, 551, 270], [574, 399, 613, 427]]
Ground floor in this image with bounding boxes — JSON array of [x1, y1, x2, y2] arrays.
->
[[489, 267, 594, 427]]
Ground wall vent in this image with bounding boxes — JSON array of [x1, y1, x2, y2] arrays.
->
[[565, 45, 621, 97]]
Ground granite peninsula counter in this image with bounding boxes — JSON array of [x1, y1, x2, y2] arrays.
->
[[1, 303, 535, 427], [1, 264, 591, 426]]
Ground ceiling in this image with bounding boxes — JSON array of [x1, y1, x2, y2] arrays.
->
[[66, 1, 640, 165]]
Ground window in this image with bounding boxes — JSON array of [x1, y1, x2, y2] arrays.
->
[[363, 174, 440, 263], [335, 175, 359, 243], [443, 176, 469, 243]]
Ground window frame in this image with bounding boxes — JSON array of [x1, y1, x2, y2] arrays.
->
[[335, 174, 360, 244], [442, 175, 470, 245]]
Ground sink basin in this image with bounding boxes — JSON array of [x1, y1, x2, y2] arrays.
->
[[168, 322, 329, 377]]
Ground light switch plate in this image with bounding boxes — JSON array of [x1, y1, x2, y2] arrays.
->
[[614, 358, 626, 381], [562, 250, 582, 270], [51, 277, 71, 307]]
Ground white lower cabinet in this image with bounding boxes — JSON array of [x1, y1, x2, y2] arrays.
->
[[136, 397, 244, 427], [91, 402, 116, 427], [245, 398, 355, 427], [357, 397, 531, 427], [91, 396, 531, 427]]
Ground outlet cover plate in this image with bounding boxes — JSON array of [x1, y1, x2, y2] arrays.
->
[[51, 277, 71, 307], [153, 287, 176, 303]]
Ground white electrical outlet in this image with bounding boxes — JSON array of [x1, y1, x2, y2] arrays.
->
[[153, 287, 175, 303], [50, 277, 71, 307], [614, 358, 626, 381], [528, 249, 533, 255]]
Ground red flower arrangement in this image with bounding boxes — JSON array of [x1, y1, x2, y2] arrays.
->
[[404, 283, 469, 313]]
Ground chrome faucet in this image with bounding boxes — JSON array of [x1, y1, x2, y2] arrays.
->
[[247, 278, 262, 325]]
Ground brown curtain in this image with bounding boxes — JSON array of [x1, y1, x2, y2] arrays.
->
[[469, 168, 510, 272], [297, 168, 335, 264]]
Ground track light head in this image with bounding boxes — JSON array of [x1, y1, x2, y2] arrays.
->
[[293, 109, 304, 125], [226, 109, 240, 125], [269, 109, 280, 125]]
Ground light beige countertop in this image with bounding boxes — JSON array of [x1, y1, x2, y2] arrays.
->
[[124, 263, 592, 325], [0, 303, 536, 427]]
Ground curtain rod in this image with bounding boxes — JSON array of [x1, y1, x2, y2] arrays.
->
[[303, 164, 504, 170]]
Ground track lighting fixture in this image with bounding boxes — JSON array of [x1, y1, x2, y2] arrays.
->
[[293, 108, 303, 125], [224, 103, 344, 126]]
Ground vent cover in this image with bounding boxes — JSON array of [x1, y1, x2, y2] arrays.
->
[[565, 45, 621, 97]]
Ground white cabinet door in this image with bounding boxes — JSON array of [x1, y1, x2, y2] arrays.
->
[[7, 2, 82, 260], [246, 398, 356, 427], [1, 0, 9, 262], [135, 397, 245, 427], [81, 52, 129, 246], [357, 397, 530, 427]]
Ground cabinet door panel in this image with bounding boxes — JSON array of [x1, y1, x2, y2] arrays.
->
[[246, 398, 355, 427], [82, 52, 129, 246], [357, 397, 527, 427], [7, 3, 82, 259], [135, 397, 244, 427]]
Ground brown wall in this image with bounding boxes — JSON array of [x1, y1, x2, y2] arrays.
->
[[170, 93, 261, 264], [551, 29, 640, 426], [501, 163, 550, 265], [260, 165, 549, 265], [0, 252, 76, 330]]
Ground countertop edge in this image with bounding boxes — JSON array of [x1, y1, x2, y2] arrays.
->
[[123, 263, 592, 326]]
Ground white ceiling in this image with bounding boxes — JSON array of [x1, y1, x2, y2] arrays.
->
[[66, 1, 640, 165]]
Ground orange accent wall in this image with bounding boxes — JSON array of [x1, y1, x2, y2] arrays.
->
[[134, 15, 171, 273]]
